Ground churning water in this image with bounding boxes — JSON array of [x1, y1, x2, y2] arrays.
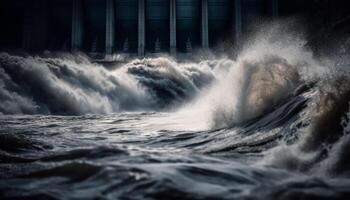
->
[[1, 25, 350, 200]]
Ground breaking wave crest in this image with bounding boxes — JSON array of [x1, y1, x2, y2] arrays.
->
[[0, 53, 216, 115], [262, 69, 350, 176], [2, 22, 350, 199], [1, 22, 350, 176]]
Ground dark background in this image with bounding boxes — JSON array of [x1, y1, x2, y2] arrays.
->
[[0, 0, 349, 55]]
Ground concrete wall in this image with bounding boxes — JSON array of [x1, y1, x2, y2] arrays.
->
[[115, 0, 138, 53], [146, 0, 170, 53], [83, 0, 106, 53], [2, 0, 348, 55]]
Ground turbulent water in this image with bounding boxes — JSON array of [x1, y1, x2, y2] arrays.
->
[[2, 26, 350, 200]]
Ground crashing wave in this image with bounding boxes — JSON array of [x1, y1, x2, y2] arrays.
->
[[0, 54, 217, 115]]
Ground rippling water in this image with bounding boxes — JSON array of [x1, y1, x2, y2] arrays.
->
[[1, 106, 350, 200], [2, 26, 350, 199]]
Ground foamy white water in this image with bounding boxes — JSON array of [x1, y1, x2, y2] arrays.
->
[[1, 23, 350, 200]]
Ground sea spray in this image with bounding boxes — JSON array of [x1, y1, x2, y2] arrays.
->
[[2, 22, 350, 199], [0, 53, 216, 115]]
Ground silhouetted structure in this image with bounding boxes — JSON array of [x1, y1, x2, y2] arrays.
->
[[0, 0, 349, 57]]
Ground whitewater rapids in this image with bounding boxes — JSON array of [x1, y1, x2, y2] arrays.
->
[[1, 26, 350, 200]]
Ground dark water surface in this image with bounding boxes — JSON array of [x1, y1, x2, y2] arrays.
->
[[2, 28, 350, 199], [1, 99, 350, 200]]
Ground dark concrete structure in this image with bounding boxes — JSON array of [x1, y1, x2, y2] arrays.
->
[[1, 0, 349, 57]]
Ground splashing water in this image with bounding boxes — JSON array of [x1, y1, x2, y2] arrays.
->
[[1, 23, 350, 200], [0, 54, 217, 115]]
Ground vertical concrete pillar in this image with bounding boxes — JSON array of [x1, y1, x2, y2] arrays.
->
[[272, 0, 279, 17], [201, 0, 209, 48], [138, 0, 145, 57], [106, 0, 115, 55], [234, 0, 242, 47], [72, 0, 83, 51], [170, 0, 177, 55]]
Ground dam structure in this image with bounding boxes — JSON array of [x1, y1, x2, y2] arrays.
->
[[1, 0, 281, 59], [1, 0, 349, 58]]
